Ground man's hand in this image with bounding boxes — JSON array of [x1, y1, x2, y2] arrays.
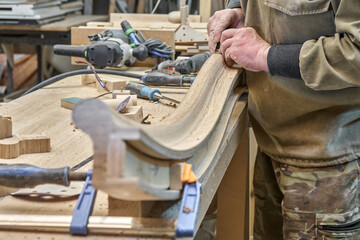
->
[[207, 8, 245, 54], [219, 27, 270, 72]]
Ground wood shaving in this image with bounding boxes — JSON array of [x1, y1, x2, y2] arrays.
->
[[141, 114, 151, 124], [120, 107, 129, 113]]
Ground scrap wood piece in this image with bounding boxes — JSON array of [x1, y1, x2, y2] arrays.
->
[[81, 74, 127, 92], [61, 96, 137, 111], [0, 116, 12, 140], [61, 97, 84, 110], [123, 106, 143, 122], [0, 133, 51, 159]]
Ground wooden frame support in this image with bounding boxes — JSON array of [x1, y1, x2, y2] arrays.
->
[[216, 128, 250, 240]]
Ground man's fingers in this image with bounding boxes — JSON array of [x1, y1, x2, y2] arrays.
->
[[219, 38, 233, 55], [224, 48, 235, 67], [220, 29, 238, 44]]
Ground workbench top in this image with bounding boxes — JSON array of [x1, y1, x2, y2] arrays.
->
[[0, 71, 248, 239]]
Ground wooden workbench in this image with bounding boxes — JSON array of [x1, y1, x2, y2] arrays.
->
[[0, 71, 249, 239]]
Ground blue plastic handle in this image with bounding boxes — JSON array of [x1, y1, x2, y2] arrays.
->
[[176, 181, 202, 237], [140, 86, 161, 102], [70, 170, 97, 235]]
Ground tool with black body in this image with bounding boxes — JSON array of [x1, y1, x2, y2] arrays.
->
[[0, 164, 87, 188], [152, 52, 210, 74], [53, 24, 173, 68], [126, 82, 180, 104], [141, 72, 195, 87], [53, 34, 147, 68]]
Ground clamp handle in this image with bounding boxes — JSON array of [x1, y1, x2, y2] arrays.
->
[[70, 170, 97, 235], [176, 180, 202, 237]]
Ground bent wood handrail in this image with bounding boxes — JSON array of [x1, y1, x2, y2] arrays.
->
[[73, 54, 247, 200]]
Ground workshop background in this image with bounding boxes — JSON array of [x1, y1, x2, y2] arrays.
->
[[0, 1, 257, 239], [0, 0, 227, 100]]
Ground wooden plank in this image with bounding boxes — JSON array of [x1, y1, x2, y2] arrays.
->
[[200, 0, 212, 22], [41, 15, 109, 31], [0, 15, 108, 32], [216, 129, 250, 240], [110, 13, 201, 24]]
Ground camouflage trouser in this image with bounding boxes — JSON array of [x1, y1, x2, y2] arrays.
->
[[253, 149, 360, 240]]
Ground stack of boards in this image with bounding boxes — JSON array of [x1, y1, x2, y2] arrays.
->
[[0, 0, 83, 25]]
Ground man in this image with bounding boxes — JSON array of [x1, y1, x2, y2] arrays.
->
[[207, 0, 360, 239]]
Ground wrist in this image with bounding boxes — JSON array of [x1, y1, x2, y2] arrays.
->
[[233, 8, 245, 28], [258, 45, 270, 72]]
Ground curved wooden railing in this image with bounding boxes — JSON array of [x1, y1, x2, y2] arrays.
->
[[73, 54, 248, 200]]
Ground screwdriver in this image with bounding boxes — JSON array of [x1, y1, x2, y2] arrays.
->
[[0, 164, 87, 188], [125, 82, 180, 104], [141, 72, 195, 87]]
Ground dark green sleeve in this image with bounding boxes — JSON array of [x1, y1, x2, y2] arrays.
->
[[268, 44, 302, 79], [227, 0, 241, 8]]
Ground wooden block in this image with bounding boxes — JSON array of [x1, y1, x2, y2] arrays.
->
[[61, 97, 84, 110], [81, 74, 97, 88], [122, 106, 143, 122], [96, 78, 127, 92], [0, 134, 51, 159], [112, 90, 131, 98], [108, 197, 155, 217], [86, 21, 113, 27], [102, 96, 137, 110], [170, 163, 185, 190], [0, 116, 12, 140]]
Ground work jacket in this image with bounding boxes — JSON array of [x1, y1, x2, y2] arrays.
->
[[229, 0, 360, 167]]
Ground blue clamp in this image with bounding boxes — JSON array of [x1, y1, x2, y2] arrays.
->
[[176, 180, 202, 237], [70, 170, 97, 235]]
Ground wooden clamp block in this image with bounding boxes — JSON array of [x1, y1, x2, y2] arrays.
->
[[108, 197, 155, 217], [81, 74, 127, 92], [96, 78, 127, 92], [112, 90, 131, 99], [81, 74, 97, 88], [0, 116, 12, 140], [0, 134, 51, 159], [122, 106, 143, 123], [170, 163, 185, 190]]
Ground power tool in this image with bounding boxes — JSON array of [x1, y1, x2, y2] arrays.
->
[[54, 22, 173, 68], [152, 52, 210, 74], [54, 29, 148, 68]]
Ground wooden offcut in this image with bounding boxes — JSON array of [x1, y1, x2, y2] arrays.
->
[[0, 134, 50, 159], [61, 97, 84, 110], [0, 116, 12, 140]]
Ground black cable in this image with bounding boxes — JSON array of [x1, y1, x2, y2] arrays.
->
[[144, 38, 173, 56], [136, 30, 173, 58], [23, 69, 143, 96]]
